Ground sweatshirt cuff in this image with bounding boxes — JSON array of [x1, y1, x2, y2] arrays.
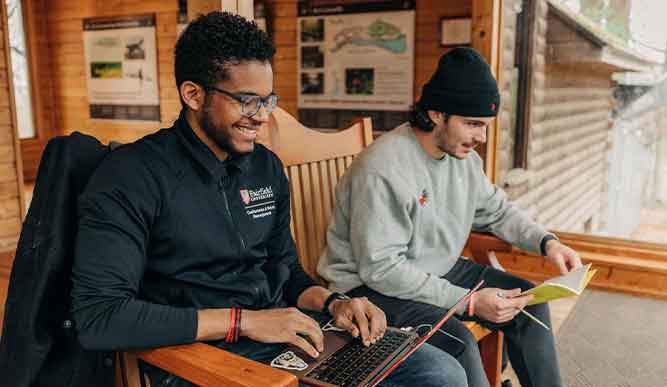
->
[[539, 233, 559, 256]]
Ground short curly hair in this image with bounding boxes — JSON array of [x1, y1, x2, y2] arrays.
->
[[174, 11, 275, 103]]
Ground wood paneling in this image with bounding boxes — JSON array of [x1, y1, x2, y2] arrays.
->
[[266, 0, 298, 117], [0, 0, 25, 254], [472, 0, 502, 181], [414, 1, 473, 100], [43, 0, 181, 146], [0, 249, 13, 330]]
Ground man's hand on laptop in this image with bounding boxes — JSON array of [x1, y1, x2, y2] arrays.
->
[[241, 308, 325, 358], [329, 297, 387, 347], [473, 287, 534, 323]]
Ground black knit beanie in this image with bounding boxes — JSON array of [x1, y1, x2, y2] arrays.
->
[[417, 47, 500, 117]]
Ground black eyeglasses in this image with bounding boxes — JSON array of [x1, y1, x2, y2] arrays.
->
[[205, 85, 279, 118]]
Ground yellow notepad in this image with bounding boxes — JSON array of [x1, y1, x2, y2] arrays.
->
[[520, 263, 596, 305]]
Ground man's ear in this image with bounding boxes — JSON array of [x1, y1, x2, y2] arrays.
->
[[180, 81, 205, 111], [427, 110, 444, 126]]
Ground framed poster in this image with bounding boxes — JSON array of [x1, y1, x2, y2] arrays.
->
[[83, 15, 160, 121], [297, 2, 415, 111], [440, 17, 472, 46]]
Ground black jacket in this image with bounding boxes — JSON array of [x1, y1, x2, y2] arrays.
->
[[71, 115, 315, 351], [0, 132, 116, 387]]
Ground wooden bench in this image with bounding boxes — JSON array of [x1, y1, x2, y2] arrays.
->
[[124, 108, 510, 387]]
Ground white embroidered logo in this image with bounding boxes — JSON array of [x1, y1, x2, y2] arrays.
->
[[243, 186, 275, 219], [247, 186, 273, 203]]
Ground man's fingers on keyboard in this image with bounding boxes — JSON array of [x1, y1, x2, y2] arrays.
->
[[352, 307, 371, 346], [292, 335, 319, 358], [335, 316, 358, 336], [296, 316, 324, 352], [367, 305, 386, 343]]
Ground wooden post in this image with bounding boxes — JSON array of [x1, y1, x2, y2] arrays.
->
[[472, 0, 503, 184], [187, 0, 254, 21], [479, 331, 504, 387]]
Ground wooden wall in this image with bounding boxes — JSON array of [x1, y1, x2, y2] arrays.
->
[[266, 0, 299, 116], [266, 0, 476, 115], [45, 0, 181, 144], [0, 0, 26, 326], [22, 0, 479, 168], [413, 0, 472, 100]]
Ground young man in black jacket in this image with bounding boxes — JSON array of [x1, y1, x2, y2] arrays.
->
[[70, 11, 467, 387]]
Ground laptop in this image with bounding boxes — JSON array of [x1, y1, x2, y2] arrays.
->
[[269, 280, 484, 387]]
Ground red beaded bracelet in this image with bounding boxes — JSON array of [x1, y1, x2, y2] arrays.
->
[[234, 308, 242, 342], [467, 293, 476, 317], [225, 308, 238, 343]]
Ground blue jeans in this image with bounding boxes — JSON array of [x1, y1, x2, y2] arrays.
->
[[373, 342, 467, 387], [349, 258, 563, 387], [145, 316, 467, 387]]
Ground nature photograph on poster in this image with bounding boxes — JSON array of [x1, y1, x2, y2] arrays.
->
[[83, 15, 160, 121]]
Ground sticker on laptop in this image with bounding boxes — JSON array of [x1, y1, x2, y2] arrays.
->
[[270, 351, 308, 371], [322, 319, 345, 332]]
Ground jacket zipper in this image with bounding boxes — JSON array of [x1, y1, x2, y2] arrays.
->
[[219, 179, 246, 249]]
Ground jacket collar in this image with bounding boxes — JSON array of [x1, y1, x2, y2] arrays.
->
[[175, 110, 251, 179]]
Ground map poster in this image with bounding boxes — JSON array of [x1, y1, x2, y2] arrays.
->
[[83, 15, 160, 121], [297, 2, 415, 111]]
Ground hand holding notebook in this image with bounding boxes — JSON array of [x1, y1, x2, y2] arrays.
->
[[520, 263, 596, 305]]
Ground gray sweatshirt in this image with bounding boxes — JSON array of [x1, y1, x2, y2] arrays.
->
[[317, 123, 551, 310]]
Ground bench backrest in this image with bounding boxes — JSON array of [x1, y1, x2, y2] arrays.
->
[[261, 108, 373, 280]]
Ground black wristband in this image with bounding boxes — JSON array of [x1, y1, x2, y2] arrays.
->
[[322, 292, 350, 314], [540, 234, 558, 256]]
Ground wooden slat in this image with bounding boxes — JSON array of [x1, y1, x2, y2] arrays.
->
[[298, 163, 317, 267], [327, 158, 339, 205], [288, 165, 307, 265], [319, 160, 333, 226], [308, 162, 325, 263], [336, 158, 345, 179]]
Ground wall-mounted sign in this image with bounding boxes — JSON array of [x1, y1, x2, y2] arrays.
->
[[440, 17, 472, 46], [83, 15, 160, 121], [297, 1, 415, 111]]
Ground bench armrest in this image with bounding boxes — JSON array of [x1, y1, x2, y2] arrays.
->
[[134, 343, 298, 387], [466, 232, 514, 270]]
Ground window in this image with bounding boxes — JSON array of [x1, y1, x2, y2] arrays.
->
[[6, 0, 35, 139], [498, 0, 667, 246]]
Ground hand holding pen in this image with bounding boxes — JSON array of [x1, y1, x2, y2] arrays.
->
[[470, 287, 548, 330], [495, 290, 550, 331]]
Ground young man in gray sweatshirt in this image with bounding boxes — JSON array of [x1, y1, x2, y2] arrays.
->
[[317, 48, 582, 387]]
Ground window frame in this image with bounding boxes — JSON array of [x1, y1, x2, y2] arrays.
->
[[17, 0, 56, 181]]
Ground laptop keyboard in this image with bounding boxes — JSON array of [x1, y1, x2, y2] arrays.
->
[[306, 330, 412, 387]]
